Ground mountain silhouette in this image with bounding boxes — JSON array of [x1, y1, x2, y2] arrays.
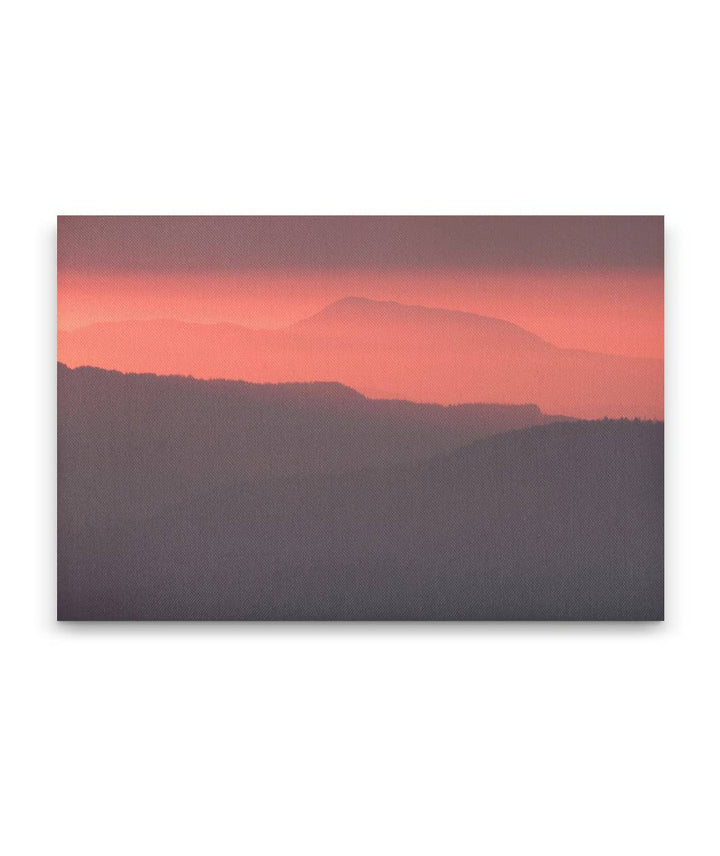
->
[[58, 297, 663, 419], [58, 363, 567, 528], [58, 414, 663, 621], [293, 296, 551, 349]]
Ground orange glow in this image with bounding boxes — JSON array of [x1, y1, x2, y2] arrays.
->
[[57, 266, 663, 419], [58, 268, 663, 359]]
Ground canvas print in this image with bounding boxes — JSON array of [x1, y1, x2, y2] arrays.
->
[[57, 216, 664, 620]]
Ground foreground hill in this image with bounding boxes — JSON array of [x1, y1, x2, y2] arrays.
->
[[58, 297, 663, 419], [58, 363, 566, 527], [58, 418, 663, 620]]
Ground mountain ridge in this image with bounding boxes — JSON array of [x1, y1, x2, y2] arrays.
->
[[292, 296, 553, 346], [59, 296, 665, 362], [59, 417, 663, 620], [60, 297, 665, 362], [57, 297, 663, 418], [58, 361, 551, 411], [58, 362, 568, 529]]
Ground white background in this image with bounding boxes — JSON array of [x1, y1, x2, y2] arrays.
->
[[2, 2, 718, 854]]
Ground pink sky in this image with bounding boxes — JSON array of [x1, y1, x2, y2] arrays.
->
[[58, 267, 663, 359]]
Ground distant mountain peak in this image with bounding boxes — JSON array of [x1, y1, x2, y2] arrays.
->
[[294, 295, 552, 347], [310, 295, 496, 319]]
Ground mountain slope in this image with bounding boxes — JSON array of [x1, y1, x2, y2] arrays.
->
[[292, 296, 552, 349], [58, 419, 664, 620], [58, 363, 567, 528]]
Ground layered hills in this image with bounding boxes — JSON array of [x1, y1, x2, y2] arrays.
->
[[58, 297, 663, 419], [58, 362, 567, 527]]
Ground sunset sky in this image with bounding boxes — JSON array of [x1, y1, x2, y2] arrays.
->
[[58, 216, 664, 359]]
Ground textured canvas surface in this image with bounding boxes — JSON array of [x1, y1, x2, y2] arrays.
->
[[57, 216, 664, 620]]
